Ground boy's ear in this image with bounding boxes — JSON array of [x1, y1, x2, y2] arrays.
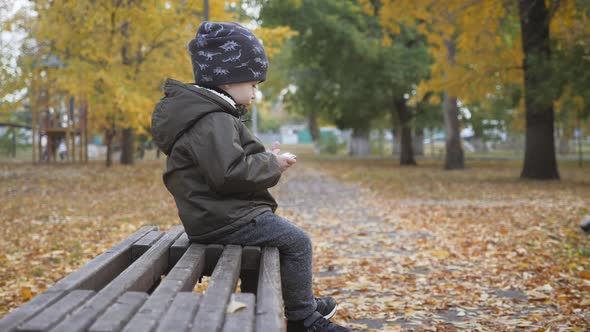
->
[[219, 84, 232, 91]]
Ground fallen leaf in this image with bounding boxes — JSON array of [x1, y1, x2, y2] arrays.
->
[[20, 288, 32, 301], [226, 299, 247, 313], [431, 250, 450, 259]]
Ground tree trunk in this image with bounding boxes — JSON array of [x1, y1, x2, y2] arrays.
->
[[120, 127, 135, 165], [394, 98, 416, 165], [348, 127, 371, 156], [308, 110, 320, 142], [392, 130, 401, 154], [442, 92, 464, 169], [105, 129, 115, 167], [413, 128, 424, 156], [443, 37, 465, 170], [519, 0, 559, 179]]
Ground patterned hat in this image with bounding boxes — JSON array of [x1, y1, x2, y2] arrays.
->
[[188, 22, 268, 86]]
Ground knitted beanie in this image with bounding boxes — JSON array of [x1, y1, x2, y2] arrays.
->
[[188, 22, 268, 86]]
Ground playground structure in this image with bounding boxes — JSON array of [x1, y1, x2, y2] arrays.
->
[[31, 92, 88, 163], [30, 86, 89, 164], [29, 56, 89, 164]]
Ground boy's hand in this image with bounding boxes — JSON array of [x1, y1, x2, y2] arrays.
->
[[267, 141, 281, 154], [276, 153, 296, 172], [267, 141, 295, 172]]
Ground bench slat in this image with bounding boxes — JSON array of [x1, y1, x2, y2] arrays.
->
[[154, 293, 202, 332], [255, 247, 285, 332], [0, 291, 65, 332], [222, 293, 255, 332], [192, 245, 242, 332], [88, 292, 148, 332], [131, 231, 164, 261], [51, 226, 158, 292], [18, 290, 95, 332], [0, 227, 155, 332], [49, 226, 184, 332], [203, 244, 224, 276], [240, 247, 261, 294], [169, 233, 189, 268], [120, 244, 206, 332]]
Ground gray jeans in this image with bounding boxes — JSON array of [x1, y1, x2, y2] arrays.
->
[[210, 211, 316, 321]]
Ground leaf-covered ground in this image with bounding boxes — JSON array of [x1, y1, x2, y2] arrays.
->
[[1, 159, 589, 331]]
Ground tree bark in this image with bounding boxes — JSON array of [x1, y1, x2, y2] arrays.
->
[[105, 128, 115, 167], [413, 128, 424, 156], [519, 0, 559, 179], [308, 110, 320, 142], [443, 38, 465, 170], [348, 127, 371, 156], [394, 98, 416, 165], [442, 92, 464, 169], [392, 130, 401, 154], [120, 127, 135, 165]]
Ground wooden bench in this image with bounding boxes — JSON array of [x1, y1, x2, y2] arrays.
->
[[0, 226, 285, 332]]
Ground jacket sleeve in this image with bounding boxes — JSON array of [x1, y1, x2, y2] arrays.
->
[[185, 112, 282, 194]]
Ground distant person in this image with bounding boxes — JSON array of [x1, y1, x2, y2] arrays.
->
[[58, 140, 67, 160], [151, 22, 350, 332]]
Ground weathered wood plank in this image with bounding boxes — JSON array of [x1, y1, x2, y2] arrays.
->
[[0, 291, 65, 332], [203, 244, 224, 277], [88, 292, 148, 332], [222, 293, 255, 332], [255, 247, 285, 332], [192, 245, 242, 332], [48, 226, 185, 332], [4, 224, 153, 332], [51, 226, 158, 292], [163, 244, 206, 292], [120, 244, 206, 332], [131, 231, 164, 261], [18, 290, 95, 332], [240, 247, 260, 294], [154, 293, 201, 332], [169, 233, 189, 268]]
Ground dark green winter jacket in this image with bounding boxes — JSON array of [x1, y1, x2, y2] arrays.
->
[[151, 78, 281, 241]]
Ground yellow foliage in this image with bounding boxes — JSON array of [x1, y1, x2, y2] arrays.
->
[[254, 26, 298, 59], [21, 0, 236, 134], [375, 0, 523, 105]]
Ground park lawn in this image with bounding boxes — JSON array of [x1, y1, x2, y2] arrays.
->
[[0, 158, 589, 330]]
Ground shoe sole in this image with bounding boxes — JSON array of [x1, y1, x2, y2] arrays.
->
[[323, 304, 337, 320]]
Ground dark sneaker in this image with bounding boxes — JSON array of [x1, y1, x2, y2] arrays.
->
[[315, 297, 337, 319], [287, 312, 351, 332]]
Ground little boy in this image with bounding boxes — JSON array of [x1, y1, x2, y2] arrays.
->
[[151, 22, 351, 332]]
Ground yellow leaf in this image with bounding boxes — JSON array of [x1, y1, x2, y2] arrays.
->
[[431, 250, 450, 259], [226, 299, 247, 313], [578, 271, 590, 279], [20, 287, 33, 301]]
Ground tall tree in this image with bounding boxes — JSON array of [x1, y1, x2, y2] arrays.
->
[[371, 1, 522, 169], [518, 0, 559, 179]]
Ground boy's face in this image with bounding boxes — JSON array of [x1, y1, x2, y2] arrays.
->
[[220, 81, 259, 106]]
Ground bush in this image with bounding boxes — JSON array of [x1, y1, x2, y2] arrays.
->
[[316, 133, 345, 155]]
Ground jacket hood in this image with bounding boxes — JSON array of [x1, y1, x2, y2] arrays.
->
[[151, 78, 242, 155]]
